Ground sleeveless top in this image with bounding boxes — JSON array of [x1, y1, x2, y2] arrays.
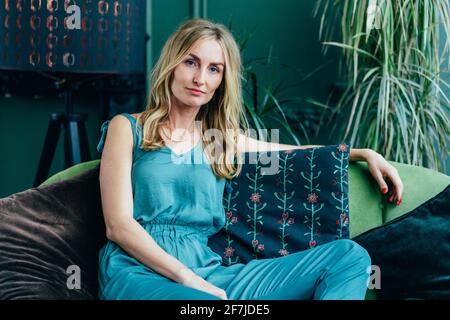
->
[[97, 113, 231, 282]]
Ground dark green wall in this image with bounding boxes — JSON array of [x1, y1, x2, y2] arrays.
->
[[1, 0, 340, 197], [0, 94, 102, 197], [1, 0, 447, 198]]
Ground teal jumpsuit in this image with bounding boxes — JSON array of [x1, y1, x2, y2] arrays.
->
[[97, 113, 372, 300]]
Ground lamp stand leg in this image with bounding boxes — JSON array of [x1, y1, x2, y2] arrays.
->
[[33, 113, 91, 187], [64, 113, 91, 168], [33, 113, 63, 187]]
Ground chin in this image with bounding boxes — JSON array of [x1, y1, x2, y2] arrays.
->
[[184, 96, 207, 107]]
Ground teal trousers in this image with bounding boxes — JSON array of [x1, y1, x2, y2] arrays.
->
[[101, 239, 371, 300]]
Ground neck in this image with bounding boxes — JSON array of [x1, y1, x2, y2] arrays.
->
[[167, 96, 201, 132]]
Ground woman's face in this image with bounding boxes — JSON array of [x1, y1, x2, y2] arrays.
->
[[170, 38, 225, 109]]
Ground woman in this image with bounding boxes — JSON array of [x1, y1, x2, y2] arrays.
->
[[97, 18, 403, 300]]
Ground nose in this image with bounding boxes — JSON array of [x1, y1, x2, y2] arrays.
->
[[193, 67, 206, 86]]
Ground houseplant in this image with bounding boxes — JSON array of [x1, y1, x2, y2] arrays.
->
[[310, 0, 450, 173]]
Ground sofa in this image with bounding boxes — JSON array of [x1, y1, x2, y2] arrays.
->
[[0, 156, 449, 300]]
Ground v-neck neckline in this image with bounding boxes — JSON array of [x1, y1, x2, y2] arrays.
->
[[125, 113, 202, 157], [163, 139, 202, 157]]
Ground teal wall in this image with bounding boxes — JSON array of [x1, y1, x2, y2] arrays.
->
[[1, 0, 341, 198], [0, 0, 448, 198], [0, 94, 102, 197]]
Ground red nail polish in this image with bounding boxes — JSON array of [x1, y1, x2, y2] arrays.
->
[[382, 187, 387, 194]]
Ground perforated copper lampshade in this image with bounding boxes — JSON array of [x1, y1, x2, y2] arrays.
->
[[0, 0, 145, 74]]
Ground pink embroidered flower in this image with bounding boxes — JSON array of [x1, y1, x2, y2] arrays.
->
[[252, 239, 259, 246], [277, 219, 283, 224], [224, 247, 235, 257], [226, 212, 233, 218], [307, 193, 318, 204], [282, 212, 289, 219], [257, 244, 265, 251], [344, 218, 349, 225], [279, 249, 289, 256], [287, 218, 294, 225], [340, 213, 346, 219], [336, 191, 340, 196], [250, 192, 261, 203], [231, 217, 238, 223], [338, 144, 348, 153], [309, 240, 317, 248], [336, 220, 341, 225]]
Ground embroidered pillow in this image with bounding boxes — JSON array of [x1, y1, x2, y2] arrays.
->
[[208, 144, 351, 265]]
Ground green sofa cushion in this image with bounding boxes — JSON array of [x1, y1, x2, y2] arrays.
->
[[41, 158, 449, 301], [40, 160, 101, 187], [381, 162, 450, 223]]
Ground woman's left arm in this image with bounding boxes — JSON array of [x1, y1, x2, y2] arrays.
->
[[239, 135, 404, 206]]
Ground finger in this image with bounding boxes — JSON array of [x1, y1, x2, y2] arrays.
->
[[389, 191, 395, 203], [373, 169, 388, 194], [218, 290, 228, 300], [216, 291, 227, 300], [386, 169, 404, 204]]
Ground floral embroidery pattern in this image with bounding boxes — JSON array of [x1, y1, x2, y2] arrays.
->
[[301, 148, 324, 249], [222, 180, 240, 265], [331, 143, 350, 238], [246, 153, 267, 259], [210, 144, 351, 264], [274, 150, 296, 256]]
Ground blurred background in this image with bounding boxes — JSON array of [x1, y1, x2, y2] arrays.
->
[[0, 0, 449, 198]]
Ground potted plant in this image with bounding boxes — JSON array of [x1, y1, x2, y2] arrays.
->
[[310, 0, 450, 172]]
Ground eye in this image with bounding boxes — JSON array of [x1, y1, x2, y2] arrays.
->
[[185, 59, 196, 67], [210, 66, 220, 73]]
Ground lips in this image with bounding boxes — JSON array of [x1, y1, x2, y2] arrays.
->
[[186, 88, 205, 94]]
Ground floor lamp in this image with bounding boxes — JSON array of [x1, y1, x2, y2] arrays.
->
[[0, 0, 146, 187]]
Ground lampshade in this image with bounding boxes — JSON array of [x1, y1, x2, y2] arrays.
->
[[0, 0, 146, 74]]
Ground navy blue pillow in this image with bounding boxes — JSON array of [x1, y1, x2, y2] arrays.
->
[[353, 184, 450, 299], [208, 144, 351, 265]]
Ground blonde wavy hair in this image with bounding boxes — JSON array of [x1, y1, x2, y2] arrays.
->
[[135, 18, 249, 180]]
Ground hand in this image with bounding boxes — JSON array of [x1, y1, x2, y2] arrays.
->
[[365, 150, 404, 206], [178, 269, 228, 300]]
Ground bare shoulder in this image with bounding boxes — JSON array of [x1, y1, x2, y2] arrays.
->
[[104, 115, 134, 150]]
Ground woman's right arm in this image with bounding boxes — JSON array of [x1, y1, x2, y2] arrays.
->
[[98, 115, 227, 299], [99, 115, 192, 283]]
